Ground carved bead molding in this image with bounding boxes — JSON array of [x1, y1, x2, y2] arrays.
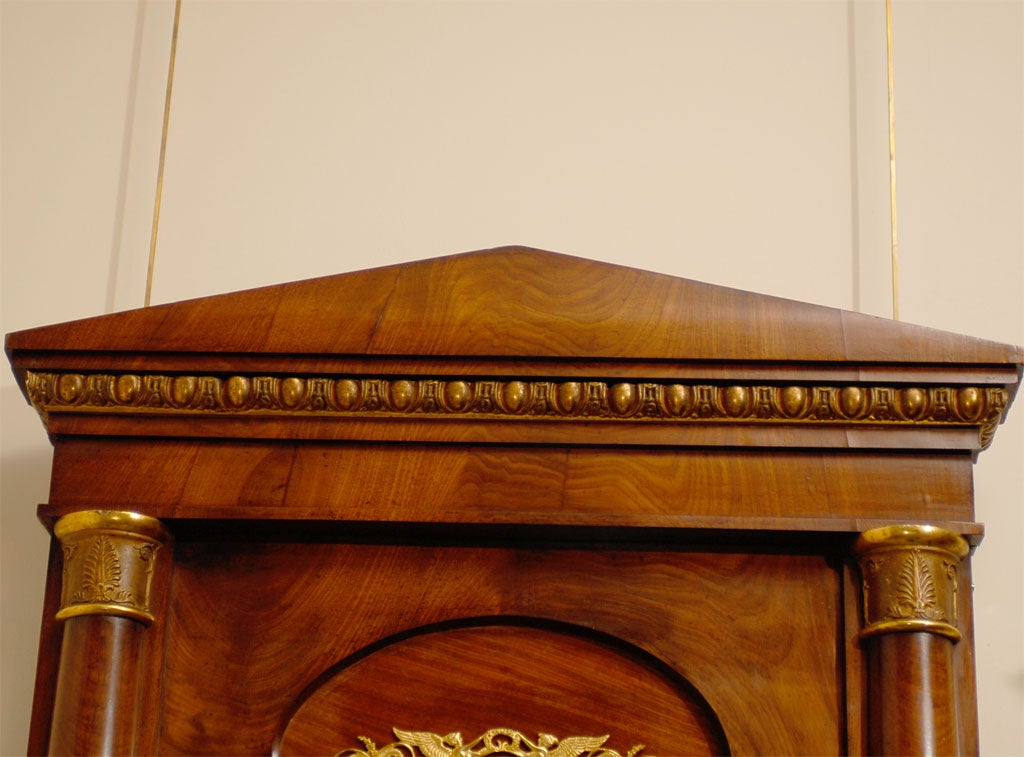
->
[[336, 728, 646, 757], [853, 525, 970, 643], [24, 371, 1008, 445], [54, 511, 169, 625]]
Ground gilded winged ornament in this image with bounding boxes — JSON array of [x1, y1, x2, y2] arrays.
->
[[334, 728, 647, 757]]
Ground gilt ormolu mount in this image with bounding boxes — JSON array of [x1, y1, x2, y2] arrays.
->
[[7, 247, 1022, 754]]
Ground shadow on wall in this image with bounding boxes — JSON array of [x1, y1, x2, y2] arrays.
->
[[1, 382, 55, 754]]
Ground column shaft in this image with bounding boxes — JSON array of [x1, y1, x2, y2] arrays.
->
[[49, 616, 144, 755], [866, 632, 957, 755], [46, 511, 169, 756]]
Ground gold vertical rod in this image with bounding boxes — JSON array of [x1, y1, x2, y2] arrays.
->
[[145, 0, 182, 307], [886, 0, 900, 320]]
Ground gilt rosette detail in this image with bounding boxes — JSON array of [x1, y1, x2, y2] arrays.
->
[[335, 728, 646, 757], [24, 371, 1008, 446], [853, 525, 970, 642], [54, 510, 169, 624]]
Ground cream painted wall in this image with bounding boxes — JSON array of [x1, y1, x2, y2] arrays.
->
[[2, 1, 1020, 753]]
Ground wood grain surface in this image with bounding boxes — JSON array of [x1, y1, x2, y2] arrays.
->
[[46, 439, 976, 528], [9, 247, 1017, 755], [866, 634, 958, 755], [158, 542, 840, 755], [279, 624, 726, 755], [7, 247, 1021, 364], [48, 616, 143, 756]]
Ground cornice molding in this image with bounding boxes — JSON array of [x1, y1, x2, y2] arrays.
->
[[24, 371, 1008, 446]]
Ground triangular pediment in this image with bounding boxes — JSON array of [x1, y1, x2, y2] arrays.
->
[[7, 246, 1022, 455], [5, 246, 1021, 364]]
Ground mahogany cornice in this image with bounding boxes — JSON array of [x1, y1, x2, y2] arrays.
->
[[7, 247, 1022, 452], [22, 369, 1011, 451]]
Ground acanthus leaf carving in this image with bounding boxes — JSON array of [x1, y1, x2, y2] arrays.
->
[[55, 511, 167, 624], [854, 526, 968, 642], [72, 535, 124, 604], [886, 549, 944, 622]]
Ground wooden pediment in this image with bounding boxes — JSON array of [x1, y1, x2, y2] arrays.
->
[[6, 246, 1021, 364], [7, 247, 1021, 456]]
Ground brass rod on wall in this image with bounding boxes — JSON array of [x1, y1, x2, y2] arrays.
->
[[886, 0, 900, 321], [145, 0, 182, 307]]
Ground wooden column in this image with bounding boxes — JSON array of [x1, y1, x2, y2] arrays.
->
[[48, 511, 170, 756], [853, 525, 970, 756]]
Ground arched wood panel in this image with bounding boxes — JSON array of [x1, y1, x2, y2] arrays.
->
[[277, 621, 728, 756]]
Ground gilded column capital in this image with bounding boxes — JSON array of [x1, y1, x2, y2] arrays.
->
[[853, 525, 969, 642], [54, 510, 170, 624]]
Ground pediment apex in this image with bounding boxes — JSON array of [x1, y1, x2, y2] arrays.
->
[[6, 246, 1022, 366]]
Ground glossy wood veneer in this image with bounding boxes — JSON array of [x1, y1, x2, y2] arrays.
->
[[45, 440, 976, 527], [158, 542, 840, 755], [7, 248, 1020, 755]]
